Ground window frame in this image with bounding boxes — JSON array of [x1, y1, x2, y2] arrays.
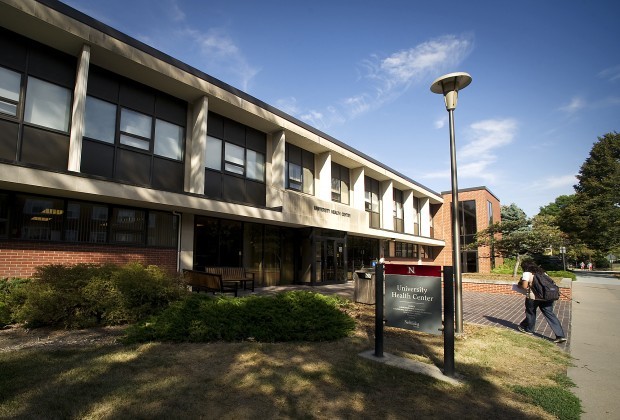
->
[[23, 75, 72, 133], [286, 143, 314, 195], [331, 162, 350, 205], [364, 176, 380, 228], [0, 65, 22, 118], [393, 189, 404, 233]]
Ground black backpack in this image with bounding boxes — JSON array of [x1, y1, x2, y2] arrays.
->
[[531, 272, 560, 301]]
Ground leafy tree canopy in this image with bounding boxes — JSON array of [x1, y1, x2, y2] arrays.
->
[[501, 203, 528, 225], [538, 195, 576, 219], [561, 132, 620, 252]]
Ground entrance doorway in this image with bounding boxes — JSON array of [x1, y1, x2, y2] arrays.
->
[[316, 239, 346, 283]]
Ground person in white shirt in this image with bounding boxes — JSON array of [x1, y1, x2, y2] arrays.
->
[[517, 262, 566, 343]]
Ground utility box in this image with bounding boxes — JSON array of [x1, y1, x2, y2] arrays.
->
[[354, 269, 375, 304]]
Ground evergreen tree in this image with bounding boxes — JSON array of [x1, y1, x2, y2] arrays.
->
[[562, 132, 620, 252]]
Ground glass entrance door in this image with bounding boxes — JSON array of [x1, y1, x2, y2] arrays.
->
[[317, 239, 346, 283]]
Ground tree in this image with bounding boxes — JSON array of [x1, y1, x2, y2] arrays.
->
[[561, 133, 620, 252], [538, 195, 576, 219], [471, 204, 566, 277], [501, 203, 528, 224]]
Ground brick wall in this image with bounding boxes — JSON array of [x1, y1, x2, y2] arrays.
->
[[435, 187, 503, 274], [462, 280, 572, 301], [0, 241, 178, 278]]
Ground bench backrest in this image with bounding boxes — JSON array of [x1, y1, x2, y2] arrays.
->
[[183, 269, 221, 290], [205, 267, 248, 280]]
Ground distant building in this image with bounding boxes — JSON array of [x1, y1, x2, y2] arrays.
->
[[436, 187, 503, 274]]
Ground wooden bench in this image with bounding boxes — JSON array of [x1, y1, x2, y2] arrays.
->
[[204, 267, 255, 292], [182, 269, 238, 296]]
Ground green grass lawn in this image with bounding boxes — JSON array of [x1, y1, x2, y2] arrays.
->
[[0, 301, 580, 419]]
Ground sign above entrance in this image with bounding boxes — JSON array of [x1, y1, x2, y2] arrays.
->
[[313, 205, 351, 218]]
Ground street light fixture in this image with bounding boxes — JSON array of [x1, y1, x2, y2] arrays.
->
[[430, 72, 472, 334]]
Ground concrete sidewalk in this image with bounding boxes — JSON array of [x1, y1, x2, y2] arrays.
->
[[567, 272, 620, 419]]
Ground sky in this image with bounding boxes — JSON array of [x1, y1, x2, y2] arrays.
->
[[64, 0, 620, 217]]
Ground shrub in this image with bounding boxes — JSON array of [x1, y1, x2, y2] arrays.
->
[[547, 270, 576, 281], [0, 278, 30, 327], [491, 258, 519, 275], [15, 263, 185, 329], [124, 291, 356, 344]]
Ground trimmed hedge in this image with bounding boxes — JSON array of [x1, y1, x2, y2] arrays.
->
[[124, 291, 356, 343]]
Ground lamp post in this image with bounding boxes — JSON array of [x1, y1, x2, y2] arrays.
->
[[430, 72, 472, 334]]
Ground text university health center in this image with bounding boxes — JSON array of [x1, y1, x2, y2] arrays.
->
[[0, 0, 496, 285]]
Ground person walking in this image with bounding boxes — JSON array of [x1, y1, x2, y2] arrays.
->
[[517, 262, 566, 343]]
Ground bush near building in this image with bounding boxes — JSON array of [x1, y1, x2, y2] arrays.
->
[[5, 263, 185, 329]]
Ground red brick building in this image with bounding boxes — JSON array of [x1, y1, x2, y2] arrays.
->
[[435, 187, 503, 273]]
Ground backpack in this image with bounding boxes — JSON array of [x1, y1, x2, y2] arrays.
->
[[530, 272, 560, 301]]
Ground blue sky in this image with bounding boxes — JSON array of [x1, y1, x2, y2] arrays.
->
[[65, 0, 620, 217]]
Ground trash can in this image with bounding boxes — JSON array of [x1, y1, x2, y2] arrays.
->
[[354, 269, 375, 304]]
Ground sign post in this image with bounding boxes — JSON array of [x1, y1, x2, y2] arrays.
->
[[443, 266, 455, 377], [374, 261, 384, 357]]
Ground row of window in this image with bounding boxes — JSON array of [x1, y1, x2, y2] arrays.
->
[[386, 241, 435, 260], [0, 31, 429, 228], [0, 192, 178, 248]]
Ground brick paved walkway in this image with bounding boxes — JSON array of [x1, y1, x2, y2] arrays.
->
[[462, 291, 571, 349]]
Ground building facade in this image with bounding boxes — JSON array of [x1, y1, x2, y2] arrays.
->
[[0, 0, 447, 285], [436, 187, 503, 274]]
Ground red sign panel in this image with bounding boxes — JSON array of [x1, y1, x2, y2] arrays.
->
[[384, 264, 441, 277]]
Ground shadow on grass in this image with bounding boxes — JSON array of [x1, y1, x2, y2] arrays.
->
[[0, 321, 559, 419]]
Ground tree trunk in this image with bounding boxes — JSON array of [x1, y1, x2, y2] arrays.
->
[[513, 254, 522, 279]]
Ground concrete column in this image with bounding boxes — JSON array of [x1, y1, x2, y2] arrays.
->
[[350, 167, 365, 211], [381, 180, 394, 231], [267, 130, 285, 208], [420, 197, 431, 237], [178, 213, 195, 271], [403, 190, 414, 234], [186, 96, 208, 194], [68, 44, 90, 172], [316, 151, 332, 202]]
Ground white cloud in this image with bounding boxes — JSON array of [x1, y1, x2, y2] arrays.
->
[[300, 107, 345, 129], [359, 34, 474, 108], [378, 35, 474, 87], [559, 97, 586, 114], [342, 94, 371, 118], [168, 0, 185, 22], [423, 118, 517, 183], [598, 65, 620, 82], [529, 174, 577, 191], [292, 33, 473, 129], [434, 116, 447, 129], [300, 110, 324, 126], [181, 28, 260, 91], [459, 119, 518, 159], [275, 97, 301, 116]]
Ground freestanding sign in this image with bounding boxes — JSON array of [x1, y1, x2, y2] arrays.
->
[[373, 263, 455, 377], [384, 265, 443, 335]]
